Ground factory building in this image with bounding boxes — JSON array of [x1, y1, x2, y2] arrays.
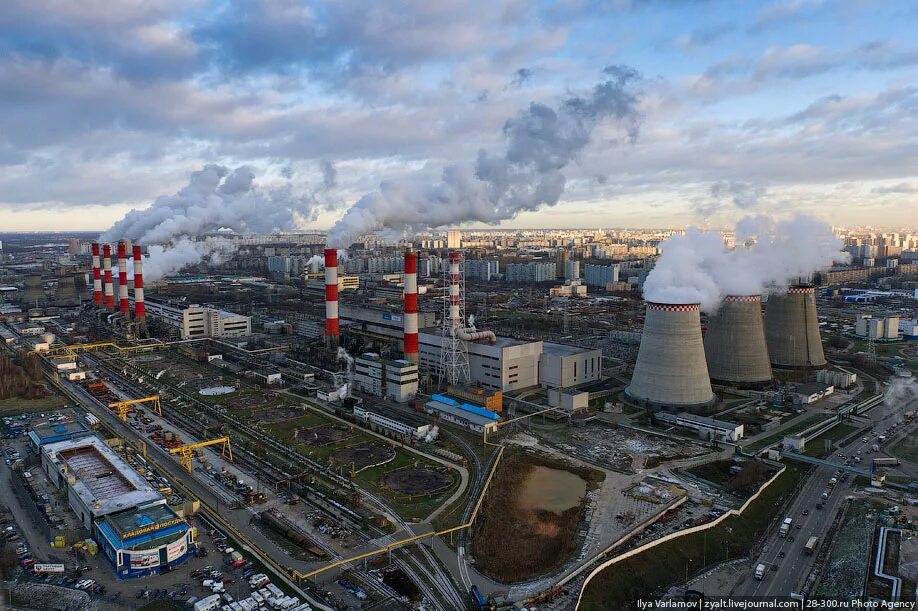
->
[[340, 305, 436, 342], [353, 353, 418, 402], [424, 394, 500, 433], [583, 264, 620, 288], [504, 262, 557, 283], [703, 295, 773, 388], [137, 298, 251, 340], [540, 342, 602, 389], [764, 285, 826, 369], [28, 419, 91, 448], [817, 369, 857, 389], [40, 436, 193, 578], [418, 331, 542, 392], [626, 303, 716, 410], [654, 412, 744, 442], [353, 406, 431, 441]]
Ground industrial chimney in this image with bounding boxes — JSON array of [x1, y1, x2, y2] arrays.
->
[[625, 302, 715, 410], [117, 241, 130, 317], [91, 242, 103, 305], [403, 250, 419, 364], [132, 245, 146, 321], [764, 284, 826, 369], [324, 248, 339, 350], [703, 295, 772, 388], [102, 245, 115, 311]]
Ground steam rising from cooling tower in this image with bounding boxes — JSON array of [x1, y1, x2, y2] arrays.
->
[[101, 164, 333, 282], [643, 215, 847, 312], [326, 66, 643, 248]]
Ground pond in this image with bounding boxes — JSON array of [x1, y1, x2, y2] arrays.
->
[[517, 465, 587, 514]]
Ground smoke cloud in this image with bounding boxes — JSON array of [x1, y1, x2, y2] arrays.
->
[[694, 180, 767, 217], [101, 164, 332, 282], [885, 372, 918, 412], [327, 66, 643, 248], [643, 214, 848, 311]]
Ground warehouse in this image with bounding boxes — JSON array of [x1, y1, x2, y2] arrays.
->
[[353, 406, 431, 441], [654, 412, 744, 442], [40, 435, 194, 578], [424, 395, 500, 433], [418, 331, 542, 392]]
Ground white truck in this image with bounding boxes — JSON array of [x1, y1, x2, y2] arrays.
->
[[780, 517, 792, 537], [755, 563, 766, 580]]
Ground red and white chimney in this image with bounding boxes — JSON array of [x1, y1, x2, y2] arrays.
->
[[324, 248, 339, 349], [133, 245, 146, 320], [91, 242, 103, 305], [403, 251, 419, 363], [448, 251, 462, 333], [117, 241, 130, 316], [102, 244, 115, 311]]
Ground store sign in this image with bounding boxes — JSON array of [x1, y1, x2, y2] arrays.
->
[[33, 564, 65, 573], [166, 537, 187, 562], [129, 549, 160, 569], [122, 517, 183, 540]]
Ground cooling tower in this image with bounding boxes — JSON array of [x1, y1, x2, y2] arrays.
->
[[764, 284, 826, 369], [55, 275, 78, 306], [22, 274, 44, 306], [703, 295, 772, 388], [625, 302, 716, 410]]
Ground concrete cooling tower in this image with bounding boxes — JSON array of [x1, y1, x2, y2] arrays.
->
[[22, 274, 45, 306], [625, 302, 716, 410], [55, 275, 78, 306], [704, 295, 773, 388], [764, 284, 826, 369]]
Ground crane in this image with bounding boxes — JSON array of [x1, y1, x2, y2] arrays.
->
[[168, 437, 233, 473], [107, 395, 162, 421]]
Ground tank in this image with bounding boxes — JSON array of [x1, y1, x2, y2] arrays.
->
[[764, 285, 826, 369], [626, 302, 716, 410], [704, 295, 772, 388]]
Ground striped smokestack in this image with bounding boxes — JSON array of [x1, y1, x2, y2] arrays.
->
[[324, 248, 339, 349], [117, 241, 130, 316], [102, 244, 115, 311], [403, 251, 419, 363], [132, 245, 146, 320], [91, 242, 103, 305], [449, 252, 461, 333]]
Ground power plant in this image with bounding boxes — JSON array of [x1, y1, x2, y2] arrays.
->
[[625, 302, 716, 410], [703, 295, 773, 388], [403, 250, 419, 364], [764, 284, 827, 370], [103, 244, 115, 311], [91, 242, 103, 305], [324, 247, 339, 351]]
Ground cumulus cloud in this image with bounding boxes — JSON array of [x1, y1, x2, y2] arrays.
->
[[872, 181, 918, 194], [694, 180, 768, 217]]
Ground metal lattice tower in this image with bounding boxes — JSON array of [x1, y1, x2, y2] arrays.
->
[[441, 251, 470, 385]]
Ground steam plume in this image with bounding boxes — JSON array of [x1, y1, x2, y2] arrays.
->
[[643, 214, 848, 311], [101, 164, 330, 281], [327, 66, 643, 248]]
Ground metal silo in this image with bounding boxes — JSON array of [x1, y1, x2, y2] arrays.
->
[[764, 284, 826, 369], [625, 302, 716, 410], [704, 295, 772, 388]]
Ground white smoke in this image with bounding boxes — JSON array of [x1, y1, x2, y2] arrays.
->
[[101, 164, 333, 281], [468, 314, 476, 328], [336, 347, 354, 398], [885, 372, 918, 412], [326, 66, 643, 248], [642, 214, 848, 311]]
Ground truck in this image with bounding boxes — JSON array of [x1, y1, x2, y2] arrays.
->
[[755, 564, 767, 580], [879, 435, 887, 443], [780, 517, 792, 537], [873, 457, 900, 467], [804, 536, 819, 555], [828, 477, 837, 487]]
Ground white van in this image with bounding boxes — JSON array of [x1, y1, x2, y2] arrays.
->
[[194, 594, 223, 611]]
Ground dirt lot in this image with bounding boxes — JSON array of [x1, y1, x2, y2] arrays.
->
[[471, 450, 603, 583], [298, 425, 355, 447], [379, 467, 451, 496], [330, 443, 395, 471]]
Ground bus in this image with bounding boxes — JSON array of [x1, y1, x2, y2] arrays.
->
[[470, 585, 488, 609]]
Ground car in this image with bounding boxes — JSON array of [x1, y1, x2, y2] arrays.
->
[[803, 509, 809, 516], [795, 524, 802, 529], [778, 551, 785, 558]]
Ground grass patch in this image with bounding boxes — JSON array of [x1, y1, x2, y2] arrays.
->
[[580, 463, 804, 610], [744, 414, 832, 452], [889, 434, 918, 465], [686, 460, 775, 497], [814, 500, 882, 598], [0, 395, 67, 414], [803, 423, 859, 458], [471, 450, 603, 583]]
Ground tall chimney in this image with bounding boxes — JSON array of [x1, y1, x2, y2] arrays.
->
[[324, 248, 339, 349], [117, 241, 130, 316], [449, 251, 462, 334], [132, 245, 146, 320], [91, 242, 103, 305], [102, 244, 115, 311], [625, 302, 715, 410], [403, 251, 419, 363]]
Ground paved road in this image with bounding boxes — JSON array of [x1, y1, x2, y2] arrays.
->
[[734, 391, 917, 597]]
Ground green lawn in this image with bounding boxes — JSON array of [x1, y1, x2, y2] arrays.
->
[[0, 395, 67, 415], [804, 423, 860, 458], [580, 464, 805, 610]]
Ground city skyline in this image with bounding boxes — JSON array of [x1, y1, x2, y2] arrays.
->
[[2, 1, 917, 233]]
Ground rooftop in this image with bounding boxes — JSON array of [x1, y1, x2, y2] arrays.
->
[[542, 341, 599, 356]]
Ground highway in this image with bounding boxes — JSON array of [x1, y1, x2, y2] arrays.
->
[[734, 388, 917, 598]]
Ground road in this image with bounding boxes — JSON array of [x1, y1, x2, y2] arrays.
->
[[735, 388, 917, 598]]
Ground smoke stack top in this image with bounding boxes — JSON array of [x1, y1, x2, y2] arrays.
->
[[643, 214, 847, 312], [326, 66, 643, 248]]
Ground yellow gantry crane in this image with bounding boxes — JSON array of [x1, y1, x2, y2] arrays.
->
[[108, 395, 162, 421], [168, 437, 233, 473]]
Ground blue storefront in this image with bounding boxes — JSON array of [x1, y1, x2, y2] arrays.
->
[[95, 503, 195, 579]]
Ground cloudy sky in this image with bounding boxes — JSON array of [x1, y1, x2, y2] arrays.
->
[[2, 0, 917, 232]]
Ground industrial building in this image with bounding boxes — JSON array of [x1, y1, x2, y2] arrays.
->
[[855, 314, 900, 340], [39, 435, 194, 578], [424, 394, 500, 433], [626, 302, 716, 410], [418, 331, 542, 392], [28, 419, 92, 448], [817, 368, 857, 389], [763, 285, 827, 369], [353, 405, 431, 441], [654, 412, 744, 442], [137, 298, 251, 340], [339, 304, 436, 343], [703, 295, 773, 388], [353, 353, 419, 403], [540, 342, 603, 389]]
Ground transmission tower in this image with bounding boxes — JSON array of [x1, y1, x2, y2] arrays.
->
[[441, 251, 470, 385]]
